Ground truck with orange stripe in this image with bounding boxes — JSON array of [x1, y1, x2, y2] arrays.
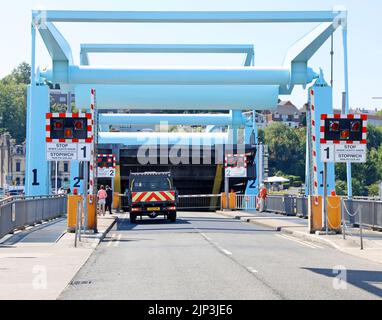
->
[[124, 172, 177, 223]]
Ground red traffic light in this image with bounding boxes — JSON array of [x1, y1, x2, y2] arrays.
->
[[74, 120, 84, 130], [53, 120, 63, 130], [351, 120, 361, 132], [329, 121, 340, 132], [64, 128, 73, 138], [340, 129, 350, 140]]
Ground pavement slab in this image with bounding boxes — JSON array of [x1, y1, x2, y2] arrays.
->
[[0, 215, 116, 300]]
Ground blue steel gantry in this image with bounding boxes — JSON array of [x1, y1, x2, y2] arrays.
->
[[26, 9, 350, 199]]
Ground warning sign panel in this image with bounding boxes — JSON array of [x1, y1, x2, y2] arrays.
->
[[334, 144, 367, 163]]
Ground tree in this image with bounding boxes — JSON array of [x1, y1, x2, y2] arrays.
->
[[0, 62, 30, 142], [367, 124, 382, 150], [263, 123, 306, 180]]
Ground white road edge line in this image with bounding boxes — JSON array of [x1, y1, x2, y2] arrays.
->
[[280, 234, 324, 249], [276, 234, 321, 249]]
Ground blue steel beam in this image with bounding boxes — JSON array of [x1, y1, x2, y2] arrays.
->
[[74, 84, 279, 110], [98, 131, 228, 146], [98, 113, 246, 126], [80, 44, 255, 66], [34, 10, 344, 23], [281, 22, 340, 94], [42, 65, 294, 85]]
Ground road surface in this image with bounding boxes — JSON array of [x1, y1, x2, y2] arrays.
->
[[59, 211, 382, 300]]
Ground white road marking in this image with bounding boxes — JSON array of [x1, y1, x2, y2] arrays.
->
[[276, 234, 323, 249], [114, 234, 122, 247], [246, 267, 258, 273], [107, 234, 116, 247], [198, 230, 232, 256], [199, 232, 211, 241], [220, 248, 232, 256]]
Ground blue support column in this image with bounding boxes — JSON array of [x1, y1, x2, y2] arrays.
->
[[70, 161, 83, 193], [245, 111, 259, 197], [25, 85, 50, 196], [307, 73, 335, 196]]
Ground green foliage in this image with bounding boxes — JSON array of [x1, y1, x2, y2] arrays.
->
[[367, 124, 382, 150], [265, 122, 382, 197], [0, 63, 31, 143], [335, 180, 347, 196], [263, 123, 306, 180], [367, 183, 381, 197]]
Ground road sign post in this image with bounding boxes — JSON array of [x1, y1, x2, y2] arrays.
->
[[320, 113, 367, 235], [45, 112, 93, 232], [224, 154, 247, 210]]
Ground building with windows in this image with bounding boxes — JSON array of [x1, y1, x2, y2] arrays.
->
[[0, 133, 26, 189], [50, 161, 71, 190], [259, 100, 303, 129]]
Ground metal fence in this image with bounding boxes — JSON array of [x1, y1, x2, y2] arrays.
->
[[236, 195, 257, 210], [0, 195, 67, 239], [262, 195, 382, 230], [266, 195, 295, 216], [178, 194, 221, 211], [342, 198, 382, 231]]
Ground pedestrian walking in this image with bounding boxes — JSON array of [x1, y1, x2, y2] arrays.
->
[[105, 185, 113, 215], [257, 184, 267, 213], [97, 185, 107, 216]]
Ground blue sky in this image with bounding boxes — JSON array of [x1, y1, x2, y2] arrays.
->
[[0, 0, 381, 110]]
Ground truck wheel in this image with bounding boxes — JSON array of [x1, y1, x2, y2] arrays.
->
[[130, 213, 137, 224], [169, 211, 177, 222]]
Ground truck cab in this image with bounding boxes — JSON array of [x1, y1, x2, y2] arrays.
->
[[125, 172, 177, 223]]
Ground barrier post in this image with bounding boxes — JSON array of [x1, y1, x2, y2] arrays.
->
[[360, 208, 364, 250], [75, 200, 81, 247], [342, 197, 346, 239]]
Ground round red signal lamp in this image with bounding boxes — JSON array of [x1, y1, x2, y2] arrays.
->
[[340, 129, 350, 140], [54, 120, 63, 129], [64, 128, 73, 138], [351, 121, 361, 132], [329, 121, 340, 132], [74, 120, 84, 130]]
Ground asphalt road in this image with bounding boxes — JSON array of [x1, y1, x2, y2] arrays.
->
[[59, 211, 382, 300]]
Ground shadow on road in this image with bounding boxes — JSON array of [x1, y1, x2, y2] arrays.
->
[[115, 216, 276, 234], [116, 217, 191, 231], [303, 267, 382, 298]]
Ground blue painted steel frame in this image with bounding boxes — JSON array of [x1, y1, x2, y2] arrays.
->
[[80, 44, 255, 66], [27, 9, 349, 197]]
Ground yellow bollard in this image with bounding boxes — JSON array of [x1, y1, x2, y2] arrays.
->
[[113, 192, 120, 210], [221, 192, 226, 209], [220, 192, 236, 210], [327, 196, 342, 232], [308, 195, 323, 233], [229, 192, 236, 209], [67, 195, 83, 232], [86, 196, 97, 232], [67, 195, 98, 233]]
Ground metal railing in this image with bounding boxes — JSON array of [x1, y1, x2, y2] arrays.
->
[[235, 195, 257, 210], [261, 195, 382, 230], [342, 198, 382, 231], [0, 195, 67, 239], [266, 195, 295, 216], [178, 194, 221, 211]]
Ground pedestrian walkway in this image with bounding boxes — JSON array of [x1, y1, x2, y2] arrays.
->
[[0, 215, 116, 300], [217, 210, 382, 266]]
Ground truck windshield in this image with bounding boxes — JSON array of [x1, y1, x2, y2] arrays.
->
[[131, 176, 171, 192]]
